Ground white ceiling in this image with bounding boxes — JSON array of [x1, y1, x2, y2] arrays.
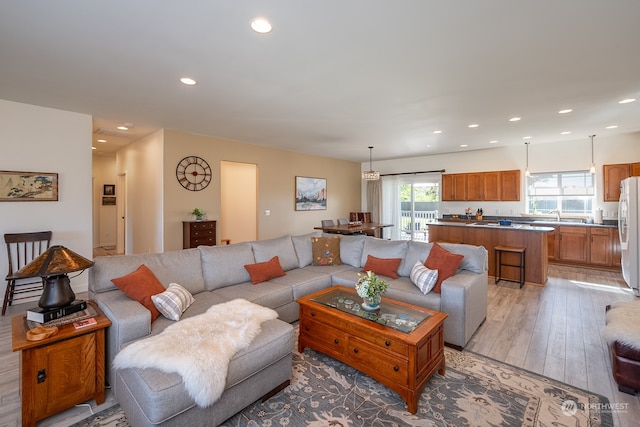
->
[[1, 1, 639, 162]]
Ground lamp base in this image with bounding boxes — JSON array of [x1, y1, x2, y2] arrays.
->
[[38, 274, 76, 309]]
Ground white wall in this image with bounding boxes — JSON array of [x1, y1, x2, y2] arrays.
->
[[364, 132, 640, 220], [92, 153, 117, 247], [0, 99, 93, 297], [115, 130, 164, 254]]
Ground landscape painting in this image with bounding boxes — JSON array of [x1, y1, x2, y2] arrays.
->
[[0, 171, 58, 201], [295, 176, 326, 211]]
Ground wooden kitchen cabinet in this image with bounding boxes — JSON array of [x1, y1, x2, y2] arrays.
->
[[612, 228, 622, 267], [500, 170, 521, 201], [547, 224, 620, 270], [603, 163, 631, 201], [483, 171, 501, 200], [442, 174, 467, 201], [465, 173, 484, 200], [546, 228, 558, 261], [442, 169, 518, 201], [589, 227, 611, 266], [557, 226, 588, 263], [465, 172, 501, 201], [183, 220, 216, 248], [633, 162, 640, 177]]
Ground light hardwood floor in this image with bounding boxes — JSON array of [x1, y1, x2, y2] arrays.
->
[[1, 265, 638, 426]]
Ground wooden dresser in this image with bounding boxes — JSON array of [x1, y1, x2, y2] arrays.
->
[[297, 286, 447, 414], [183, 220, 216, 248]]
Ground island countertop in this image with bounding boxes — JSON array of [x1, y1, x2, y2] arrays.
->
[[429, 221, 554, 232], [428, 221, 550, 286]]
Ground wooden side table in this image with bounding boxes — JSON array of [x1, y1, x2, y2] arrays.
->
[[11, 301, 111, 427]]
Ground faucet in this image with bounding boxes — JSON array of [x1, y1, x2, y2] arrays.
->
[[552, 210, 560, 221]]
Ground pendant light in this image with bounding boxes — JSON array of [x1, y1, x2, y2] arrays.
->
[[524, 141, 531, 177], [362, 146, 380, 180], [589, 135, 596, 174]]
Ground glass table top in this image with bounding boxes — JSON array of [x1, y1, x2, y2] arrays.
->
[[311, 288, 431, 334]]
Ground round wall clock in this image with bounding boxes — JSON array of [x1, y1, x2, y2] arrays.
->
[[176, 155, 212, 191]]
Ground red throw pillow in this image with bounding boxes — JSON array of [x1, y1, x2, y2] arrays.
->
[[361, 255, 402, 279], [425, 243, 464, 293], [111, 264, 166, 322], [244, 256, 286, 284]]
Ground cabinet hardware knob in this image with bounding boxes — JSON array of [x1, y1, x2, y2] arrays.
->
[[353, 348, 359, 353], [393, 366, 399, 372], [305, 326, 310, 331], [37, 369, 46, 383], [311, 312, 316, 317], [385, 341, 391, 346], [334, 339, 339, 344]]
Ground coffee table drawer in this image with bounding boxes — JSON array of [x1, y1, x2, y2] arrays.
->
[[300, 317, 348, 354], [352, 329, 409, 357], [300, 305, 350, 329], [347, 337, 408, 384]]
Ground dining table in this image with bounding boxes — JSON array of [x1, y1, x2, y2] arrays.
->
[[314, 222, 392, 238]]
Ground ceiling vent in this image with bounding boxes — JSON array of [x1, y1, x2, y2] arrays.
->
[[94, 128, 135, 138]]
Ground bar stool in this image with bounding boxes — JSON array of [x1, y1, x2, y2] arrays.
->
[[494, 246, 525, 288]]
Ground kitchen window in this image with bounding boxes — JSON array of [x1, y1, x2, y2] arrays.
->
[[526, 171, 594, 215]]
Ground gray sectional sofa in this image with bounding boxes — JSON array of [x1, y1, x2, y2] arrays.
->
[[89, 233, 488, 426]]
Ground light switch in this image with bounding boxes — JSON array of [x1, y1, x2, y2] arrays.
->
[[265, 210, 270, 216]]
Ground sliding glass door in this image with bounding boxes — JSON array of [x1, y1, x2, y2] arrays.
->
[[382, 174, 441, 241]]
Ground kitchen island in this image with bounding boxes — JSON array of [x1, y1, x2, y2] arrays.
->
[[428, 221, 554, 286]]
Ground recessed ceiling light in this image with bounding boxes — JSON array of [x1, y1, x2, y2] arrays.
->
[[619, 98, 636, 104], [180, 77, 197, 86], [460, 144, 469, 147], [117, 126, 128, 131], [251, 17, 272, 33], [433, 130, 443, 134], [523, 136, 532, 140], [468, 124, 479, 128], [560, 131, 571, 135], [91, 146, 96, 150], [97, 139, 107, 143], [606, 125, 618, 129], [509, 117, 521, 122], [489, 140, 498, 144], [558, 109, 573, 114]]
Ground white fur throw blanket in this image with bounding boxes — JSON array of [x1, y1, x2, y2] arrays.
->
[[113, 299, 278, 407], [602, 301, 640, 351]]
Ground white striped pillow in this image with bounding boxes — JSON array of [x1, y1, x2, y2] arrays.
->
[[410, 261, 439, 294], [151, 283, 195, 321]]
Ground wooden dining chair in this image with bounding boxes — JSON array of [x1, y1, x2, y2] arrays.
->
[[337, 218, 349, 225], [2, 231, 52, 315], [321, 220, 335, 227]]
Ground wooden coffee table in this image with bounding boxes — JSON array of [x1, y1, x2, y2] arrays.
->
[[297, 286, 447, 414]]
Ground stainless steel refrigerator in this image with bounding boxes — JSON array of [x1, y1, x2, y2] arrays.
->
[[619, 177, 640, 296]]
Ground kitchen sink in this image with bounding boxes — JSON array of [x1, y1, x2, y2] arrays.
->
[[532, 219, 584, 224]]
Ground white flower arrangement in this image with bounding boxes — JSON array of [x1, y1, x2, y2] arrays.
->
[[355, 270, 390, 302]]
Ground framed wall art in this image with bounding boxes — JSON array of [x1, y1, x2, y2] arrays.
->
[[295, 176, 327, 211], [0, 170, 59, 201], [103, 184, 115, 195], [102, 196, 116, 206]]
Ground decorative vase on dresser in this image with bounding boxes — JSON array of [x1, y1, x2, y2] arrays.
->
[[183, 220, 216, 248]]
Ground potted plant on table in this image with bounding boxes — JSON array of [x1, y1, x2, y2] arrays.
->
[[355, 270, 390, 312], [191, 208, 205, 221]]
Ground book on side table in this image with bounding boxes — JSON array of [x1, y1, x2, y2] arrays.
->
[[26, 300, 87, 323]]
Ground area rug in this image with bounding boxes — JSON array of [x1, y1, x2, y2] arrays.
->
[[75, 344, 613, 427]]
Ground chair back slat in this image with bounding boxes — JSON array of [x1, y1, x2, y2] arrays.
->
[[5, 231, 52, 276]]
